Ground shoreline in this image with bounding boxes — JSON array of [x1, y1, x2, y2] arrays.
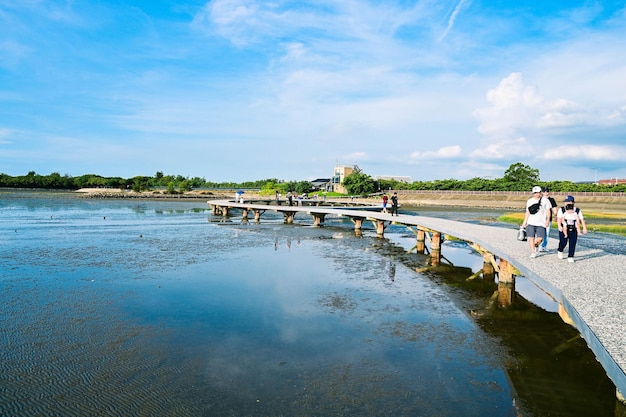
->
[[384, 191, 626, 214], [71, 188, 626, 215], [352, 192, 626, 216]]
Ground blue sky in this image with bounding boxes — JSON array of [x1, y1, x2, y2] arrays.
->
[[1, 0, 625, 183]]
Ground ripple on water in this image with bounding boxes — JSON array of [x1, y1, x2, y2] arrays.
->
[[0, 281, 212, 416]]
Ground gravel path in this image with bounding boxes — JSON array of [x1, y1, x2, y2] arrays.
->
[[394, 211, 626, 401]]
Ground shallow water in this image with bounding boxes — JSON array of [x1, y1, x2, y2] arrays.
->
[[0, 193, 620, 416]]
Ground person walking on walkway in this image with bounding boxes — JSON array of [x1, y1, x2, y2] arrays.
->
[[381, 193, 389, 213], [539, 187, 558, 252], [390, 192, 399, 216], [521, 186, 551, 258], [556, 195, 588, 263]]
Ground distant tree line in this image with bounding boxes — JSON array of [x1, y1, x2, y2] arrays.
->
[[1, 163, 624, 195], [344, 162, 626, 195], [0, 171, 315, 195]]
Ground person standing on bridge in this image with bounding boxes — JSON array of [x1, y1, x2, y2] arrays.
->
[[390, 192, 399, 216], [382, 193, 389, 213], [521, 186, 551, 258], [556, 195, 587, 263]]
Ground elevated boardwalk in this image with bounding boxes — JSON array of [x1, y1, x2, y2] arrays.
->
[[208, 199, 626, 401]]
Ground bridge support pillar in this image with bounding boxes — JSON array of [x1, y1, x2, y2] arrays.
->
[[431, 232, 442, 251], [497, 258, 516, 307], [375, 220, 386, 236], [283, 212, 295, 224], [483, 253, 496, 282], [416, 229, 426, 253], [351, 217, 364, 230], [242, 208, 249, 219], [430, 232, 442, 265], [312, 213, 326, 227], [221, 206, 228, 217], [254, 210, 264, 222], [558, 304, 575, 326]]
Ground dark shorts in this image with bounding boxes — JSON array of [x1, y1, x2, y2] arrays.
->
[[526, 225, 546, 240]]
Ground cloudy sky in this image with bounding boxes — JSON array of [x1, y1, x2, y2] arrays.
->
[[1, 0, 625, 183]]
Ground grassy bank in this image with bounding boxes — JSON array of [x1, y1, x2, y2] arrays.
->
[[389, 191, 626, 213], [498, 212, 626, 236]]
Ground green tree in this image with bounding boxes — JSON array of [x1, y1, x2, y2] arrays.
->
[[431, 179, 464, 190], [378, 178, 410, 191], [179, 180, 192, 193], [342, 172, 376, 196], [283, 181, 297, 193], [130, 176, 151, 192], [503, 162, 540, 186], [464, 177, 494, 191], [294, 181, 313, 195], [260, 180, 284, 196]]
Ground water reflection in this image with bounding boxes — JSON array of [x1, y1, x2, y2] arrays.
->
[[1, 195, 623, 417], [382, 229, 620, 417]]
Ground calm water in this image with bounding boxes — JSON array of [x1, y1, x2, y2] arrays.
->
[[0, 192, 620, 416]]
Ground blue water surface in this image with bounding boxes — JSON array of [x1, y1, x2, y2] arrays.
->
[[1, 194, 519, 416]]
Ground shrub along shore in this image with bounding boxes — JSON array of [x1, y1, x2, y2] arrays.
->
[[386, 190, 626, 213], [375, 191, 626, 236]]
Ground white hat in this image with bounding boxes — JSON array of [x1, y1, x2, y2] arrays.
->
[[531, 186, 542, 193]]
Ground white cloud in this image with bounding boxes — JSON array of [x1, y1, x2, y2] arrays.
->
[[194, 0, 340, 46], [0, 127, 17, 144], [454, 160, 507, 179], [537, 98, 585, 128], [438, 0, 470, 42], [473, 72, 543, 137], [343, 151, 369, 162], [543, 145, 626, 161], [409, 145, 462, 162], [607, 105, 626, 123], [473, 70, 626, 150], [468, 137, 532, 160]]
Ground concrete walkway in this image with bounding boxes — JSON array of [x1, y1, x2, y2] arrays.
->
[[208, 200, 626, 400]]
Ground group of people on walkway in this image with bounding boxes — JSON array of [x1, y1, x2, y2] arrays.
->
[[381, 192, 399, 216], [522, 186, 588, 262]]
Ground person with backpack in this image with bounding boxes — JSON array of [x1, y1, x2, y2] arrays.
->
[[538, 187, 558, 252], [556, 195, 588, 263], [521, 186, 551, 258]]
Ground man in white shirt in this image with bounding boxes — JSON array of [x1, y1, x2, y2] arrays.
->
[[521, 186, 551, 258]]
